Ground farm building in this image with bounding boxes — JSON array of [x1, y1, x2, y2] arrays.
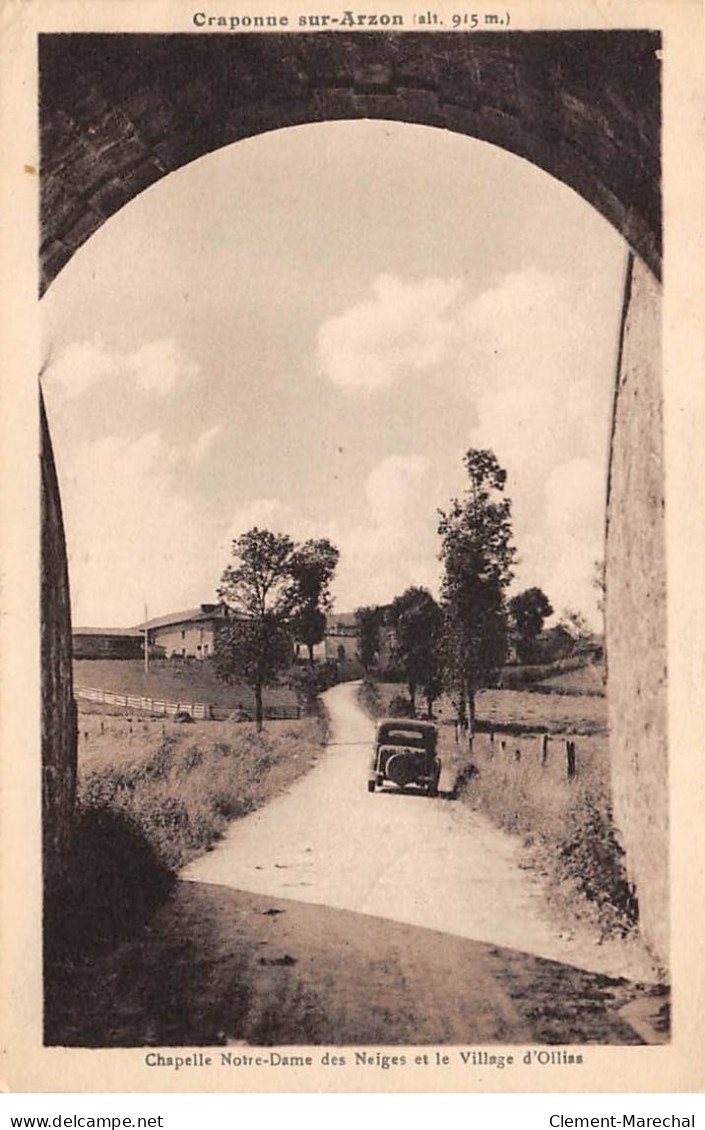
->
[[72, 626, 144, 660], [324, 611, 395, 667], [140, 603, 227, 659], [324, 611, 359, 662]]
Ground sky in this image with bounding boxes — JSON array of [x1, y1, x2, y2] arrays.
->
[[41, 119, 627, 629]]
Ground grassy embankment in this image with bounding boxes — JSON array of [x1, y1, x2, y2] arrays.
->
[[359, 670, 640, 940], [47, 705, 327, 963], [73, 657, 299, 714]]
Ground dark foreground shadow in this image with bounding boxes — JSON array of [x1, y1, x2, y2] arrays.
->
[[44, 881, 667, 1048]]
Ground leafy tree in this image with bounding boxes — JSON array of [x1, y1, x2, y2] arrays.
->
[[355, 605, 383, 671], [389, 586, 443, 716], [439, 449, 515, 734], [289, 538, 340, 664], [509, 586, 553, 664], [215, 528, 299, 731], [559, 608, 592, 641]]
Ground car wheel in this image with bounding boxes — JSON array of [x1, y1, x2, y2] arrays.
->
[[367, 780, 376, 793]]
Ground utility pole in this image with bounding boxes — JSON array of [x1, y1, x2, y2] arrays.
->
[[144, 602, 149, 677]]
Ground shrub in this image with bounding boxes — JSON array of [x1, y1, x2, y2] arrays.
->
[[387, 694, 415, 718], [289, 659, 340, 703], [44, 805, 173, 958], [55, 717, 326, 946], [448, 728, 636, 937], [358, 678, 383, 718]]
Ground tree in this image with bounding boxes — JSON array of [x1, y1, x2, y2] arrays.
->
[[215, 528, 299, 731], [559, 608, 592, 641], [355, 605, 383, 671], [439, 449, 515, 734], [509, 586, 553, 664], [389, 586, 443, 716], [289, 538, 340, 664]]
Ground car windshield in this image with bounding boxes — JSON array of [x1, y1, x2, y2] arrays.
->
[[378, 727, 431, 750]]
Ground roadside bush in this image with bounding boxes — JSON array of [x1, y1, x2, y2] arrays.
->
[[387, 694, 416, 718], [558, 796, 638, 931], [450, 728, 637, 937], [44, 805, 173, 958], [288, 659, 340, 704], [358, 678, 383, 719], [375, 664, 406, 684], [49, 717, 326, 959], [77, 720, 325, 872]]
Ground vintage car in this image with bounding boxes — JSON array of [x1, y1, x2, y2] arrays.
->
[[368, 718, 441, 796]]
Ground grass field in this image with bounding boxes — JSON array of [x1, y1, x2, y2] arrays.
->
[[536, 664, 606, 696], [362, 679, 607, 735], [73, 658, 299, 713], [76, 713, 326, 869]]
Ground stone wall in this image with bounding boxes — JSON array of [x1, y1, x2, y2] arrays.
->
[[606, 254, 667, 965], [39, 31, 661, 294], [40, 393, 77, 890]]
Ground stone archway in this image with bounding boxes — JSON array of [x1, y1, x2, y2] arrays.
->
[[39, 31, 661, 294], [39, 31, 666, 962]]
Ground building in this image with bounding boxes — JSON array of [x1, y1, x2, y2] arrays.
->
[[72, 626, 144, 660], [324, 612, 359, 662], [324, 610, 396, 667], [140, 603, 227, 659]]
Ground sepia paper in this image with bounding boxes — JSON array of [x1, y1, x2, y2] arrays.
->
[[1, 0, 704, 1095]]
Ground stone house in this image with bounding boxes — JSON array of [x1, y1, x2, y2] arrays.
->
[[140, 603, 227, 659]]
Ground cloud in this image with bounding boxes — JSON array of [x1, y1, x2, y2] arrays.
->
[[317, 274, 462, 392], [223, 498, 287, 545], [331, 455, 438, 608], [458, 271, 611, 628], [43, 335, 199, 401], [43, 338, 121, 399], [59, 431, 221, 625], [127, 339, 199, 395], [191, 425, 221, 463], [462, 268, 608, 466], [318, 269, 612, 623], [215, 457, 436, 611], [365, 454, 429, 536]]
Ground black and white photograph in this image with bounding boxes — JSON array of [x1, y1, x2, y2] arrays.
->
[[2, 0, 704, 1095]]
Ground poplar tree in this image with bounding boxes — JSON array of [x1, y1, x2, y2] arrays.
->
[[439, 449, 515, 734]]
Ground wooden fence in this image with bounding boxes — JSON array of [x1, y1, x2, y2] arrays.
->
[[451, 723, 581, 781], [74, 685, 300, 722]]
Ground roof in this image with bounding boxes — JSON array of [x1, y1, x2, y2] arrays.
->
[[138, 604, 224, 631], [326, 611, 359, 630], [73, 626, 143, 638], [376, 717, 438, 734]]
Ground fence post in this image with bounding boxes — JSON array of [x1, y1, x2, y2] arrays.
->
[[566, 739, 576, 780], [540, 733, 548, 766]]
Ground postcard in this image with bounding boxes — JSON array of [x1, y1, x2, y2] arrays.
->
[[1, 0, 703, 1094]]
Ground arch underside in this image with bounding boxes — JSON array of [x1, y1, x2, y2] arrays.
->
[[39, 30, 661, 294]]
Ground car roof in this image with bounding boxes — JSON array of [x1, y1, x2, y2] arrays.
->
[[376, 717, 437, 733]]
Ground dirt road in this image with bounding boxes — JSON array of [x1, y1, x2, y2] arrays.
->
[[49, 682, 663, 1047], [185, 682, 652, 980]]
